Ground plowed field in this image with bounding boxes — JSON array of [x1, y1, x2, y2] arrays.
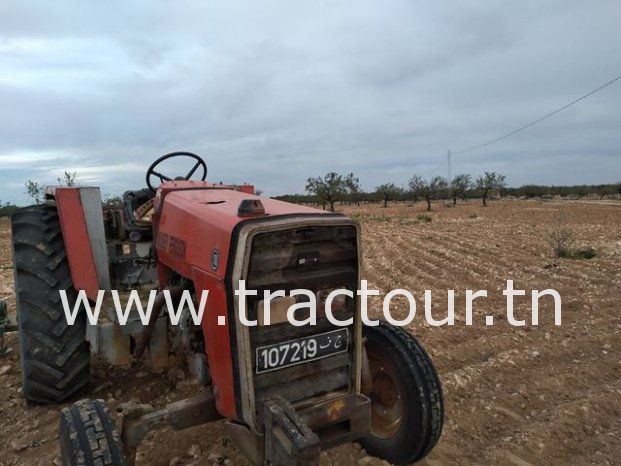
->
[[0, 199, 620, 465]]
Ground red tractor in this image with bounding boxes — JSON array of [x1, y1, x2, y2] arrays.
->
[[11, 152, 443, 465]]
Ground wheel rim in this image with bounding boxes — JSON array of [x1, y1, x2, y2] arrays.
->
[[368, 353, 403, 438]]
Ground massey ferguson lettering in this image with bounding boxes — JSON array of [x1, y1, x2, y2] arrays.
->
[[157, 233, 187, 259]]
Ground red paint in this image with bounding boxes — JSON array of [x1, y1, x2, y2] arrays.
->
[[150, 181, 328, 420], [55, 180, 332, 422], [238, 185, 255, 194], [192, 267, 237, 419], [152, 181, 323, 278], [55, 188, 100, 300]]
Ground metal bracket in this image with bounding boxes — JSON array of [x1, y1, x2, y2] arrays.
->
[[87, 316, 168, 368], [263, 396, 321, 466], [148, 316, 169, 369], [87, 321, 131, 366], [121, 389, 221, 465]]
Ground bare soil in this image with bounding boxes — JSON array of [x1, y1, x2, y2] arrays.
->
[[0, 200, 620, 465]]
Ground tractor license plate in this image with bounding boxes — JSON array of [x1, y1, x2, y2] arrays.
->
[[255, 328, 349, 373]]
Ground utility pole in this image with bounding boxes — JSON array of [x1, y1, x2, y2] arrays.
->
[[447, 150, 452, 186]]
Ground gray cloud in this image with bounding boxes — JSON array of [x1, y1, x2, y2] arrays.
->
[[0, 0, 620, 204]]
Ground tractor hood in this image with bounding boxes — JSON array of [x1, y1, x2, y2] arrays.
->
[[153, 181, 338, 281]]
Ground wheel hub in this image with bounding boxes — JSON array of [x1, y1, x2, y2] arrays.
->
[[368, 357, 403, 438]]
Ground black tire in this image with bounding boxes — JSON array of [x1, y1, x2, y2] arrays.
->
[[60, 399, 128, 466], [11, 205, 90, 403], [360, 321, 444, 464]]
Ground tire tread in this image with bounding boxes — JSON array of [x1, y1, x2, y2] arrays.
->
[[59, 399, 128, 466], [361, 321, 444, 464], [11, 204, 90, 404]]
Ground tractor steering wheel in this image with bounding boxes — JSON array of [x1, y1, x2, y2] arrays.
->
[[146, 151, 207, 192]]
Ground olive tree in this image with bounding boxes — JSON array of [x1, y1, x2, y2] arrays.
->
[[427, 176, 448, 211], [375, 183, 403, 208], [57, 171, 77, 186], [408, 175, 426, 204], [408, 175, 447, 211], [449, 174, 472, 206], [25, 180, 43, 205], [476, 172, 506, 206], [306, 172, 348, 211], [344, 173, 362, 205]]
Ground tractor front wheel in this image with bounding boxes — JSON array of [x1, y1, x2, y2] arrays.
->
[[360, 321, 444, 464], [59, 399, 128, 466]]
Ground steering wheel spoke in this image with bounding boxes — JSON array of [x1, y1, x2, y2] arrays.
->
[[146, 152, 207, 192], [185, 161, 202, 179], [151, 170, 171, 182]]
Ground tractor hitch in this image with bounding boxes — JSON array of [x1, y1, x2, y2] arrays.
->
[[121, 389, 222, 464], [119, 391, 370, 466], [263, 397, 321, 466], [224, 393, 370, 466]]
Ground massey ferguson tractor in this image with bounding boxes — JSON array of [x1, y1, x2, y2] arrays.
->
[[11, 152, 443, 465]]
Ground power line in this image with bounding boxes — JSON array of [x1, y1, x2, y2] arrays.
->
[[452, 73, 621, 154], [425, 154, 448, 177], [418, 73, 620, 181]]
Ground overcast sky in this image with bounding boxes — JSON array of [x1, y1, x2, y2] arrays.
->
[[0, 1, 620, 204]]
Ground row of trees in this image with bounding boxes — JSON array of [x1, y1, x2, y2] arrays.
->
[[305, 173, 361, 211], [305, 172, 507, 211], [503, 183, 621, 199], [0, 201, 20, 218], [408, 172, 506, 209]]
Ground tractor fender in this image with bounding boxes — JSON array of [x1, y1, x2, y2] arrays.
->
[[55, 187, 111, 300]]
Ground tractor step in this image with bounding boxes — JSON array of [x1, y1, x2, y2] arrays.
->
[[264, 396, 321, 466], [224, 393, 370, 466]]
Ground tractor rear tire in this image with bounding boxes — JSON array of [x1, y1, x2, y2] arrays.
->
[[59, 399, 128, 466], [11, 205, 90, 403], [360, 321, 444, 465]]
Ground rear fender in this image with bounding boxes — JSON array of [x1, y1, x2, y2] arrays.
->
[[55, 187, 111, 300]]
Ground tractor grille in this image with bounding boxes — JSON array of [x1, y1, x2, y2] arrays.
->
[[245, 225, 358, 413]]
